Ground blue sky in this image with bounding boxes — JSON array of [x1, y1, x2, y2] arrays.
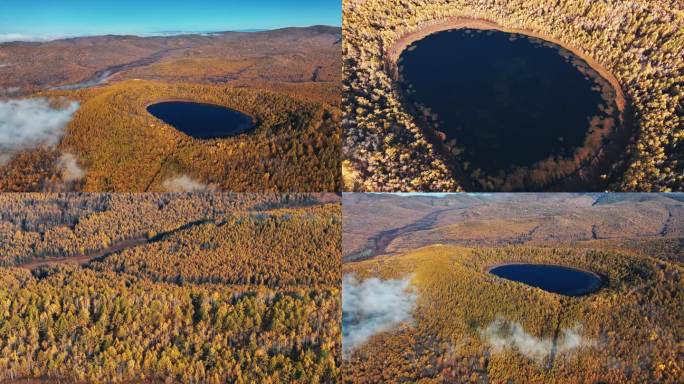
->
[[0, 0, 341, 41]]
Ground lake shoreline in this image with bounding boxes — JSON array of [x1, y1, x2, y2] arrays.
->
[[17, 237, 148, 270]]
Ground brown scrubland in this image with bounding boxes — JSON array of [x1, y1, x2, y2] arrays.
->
[[0, 26, 341, 100], [343, 193, 684, 261]]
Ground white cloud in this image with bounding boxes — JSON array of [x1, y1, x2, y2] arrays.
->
[[0, 34, 36, 43], [480, 318, 595, 362], [0, 33, 72, 44], [0, 98, 79, 163], [134, 31, 214, 37], [0, 31, 225, 44], [56, 153, 85, 181], [342, 274, 417, 355], [162, 175, 217, 192], [41, 152, 86, 192], [0, 87, 21, 97]]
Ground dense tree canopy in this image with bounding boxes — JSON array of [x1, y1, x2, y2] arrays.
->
[[0, 193, 341, 383]]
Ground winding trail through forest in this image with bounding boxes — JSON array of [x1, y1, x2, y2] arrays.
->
[[17, 219, 215, 270], [50, 48, 183, 90], [18, 237, 148, 270]]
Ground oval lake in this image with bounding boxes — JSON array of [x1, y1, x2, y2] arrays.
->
[[489, 263, 602, 296], [147, 101, 253, 139], [398, 28, 619, 189]]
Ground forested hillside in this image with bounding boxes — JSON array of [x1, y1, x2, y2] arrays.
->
[[342, 193, 683, 382]]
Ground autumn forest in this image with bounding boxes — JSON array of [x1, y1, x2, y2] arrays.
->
[[1, 0, 683, 382], [0, 193, 341, 383], [342, 193, 684, 383]]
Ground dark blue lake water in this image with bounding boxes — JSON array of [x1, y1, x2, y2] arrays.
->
[[398, 28, 609, 178], [489, 264, 602, 296], [147, 101, 253, 139]]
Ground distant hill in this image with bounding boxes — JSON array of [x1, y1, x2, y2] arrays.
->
[[343, 193, 684, 260], [0, 25, 341, 93]]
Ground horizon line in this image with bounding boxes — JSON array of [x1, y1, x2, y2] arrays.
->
[[0, 24, 341, 44]]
